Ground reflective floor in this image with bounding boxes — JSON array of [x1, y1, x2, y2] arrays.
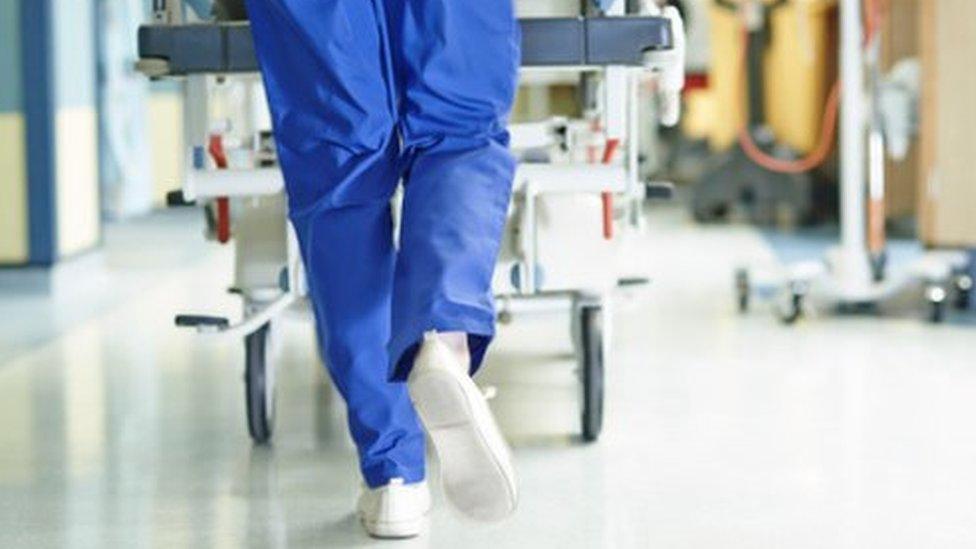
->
[[2, 208, 976, 548]]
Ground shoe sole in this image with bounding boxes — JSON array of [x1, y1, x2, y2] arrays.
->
[[360, 515, 424, 539], [408, 368, 517, 522]]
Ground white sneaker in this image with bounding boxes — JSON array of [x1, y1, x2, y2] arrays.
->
[[357, 478, 431, 539], [407, 333, 518, 521]]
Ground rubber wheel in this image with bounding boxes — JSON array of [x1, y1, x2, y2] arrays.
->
[[953, 276, 972, 311], [735, 269, 750, 313], [956, 289, 972, 311], [778, 292, 803, 325], [580, 305, 605, 443], [245, 323, 275, 444], [929, 299, 946, 324]]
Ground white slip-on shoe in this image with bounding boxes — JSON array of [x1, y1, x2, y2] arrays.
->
[[357, 478, 431, 539], [407, 332, 518, 521]]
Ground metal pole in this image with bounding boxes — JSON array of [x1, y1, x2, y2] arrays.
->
[[525, 185, 538, 294], [839, 0, 866, 263]]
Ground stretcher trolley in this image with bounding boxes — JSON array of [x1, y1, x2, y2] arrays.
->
[[138, 0, 684, 444]]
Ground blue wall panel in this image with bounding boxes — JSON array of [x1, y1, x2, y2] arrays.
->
[[21, 0, 57, 265]]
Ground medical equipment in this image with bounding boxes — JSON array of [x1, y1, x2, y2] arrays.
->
[[693, 0, 823, 228], [734, 0, 972, 324], [138, 0, 683, 444]]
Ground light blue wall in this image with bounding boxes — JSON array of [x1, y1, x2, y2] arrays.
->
[[0, 0, 21, 112], [52, 0, 97, 107]]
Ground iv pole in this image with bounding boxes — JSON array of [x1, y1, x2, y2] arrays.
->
[[830, 0, 872, 299], [738, 0, 971, 323]]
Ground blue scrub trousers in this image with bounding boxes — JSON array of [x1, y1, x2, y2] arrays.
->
[[245, 0, 521, 487]]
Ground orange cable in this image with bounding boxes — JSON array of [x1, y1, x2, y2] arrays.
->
[[736, 27, 841, 174], [736, 0, 889, 175]]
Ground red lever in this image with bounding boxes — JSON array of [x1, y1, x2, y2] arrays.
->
[[208, 134, 229, 169], [215, 198, 231, 244], [601, 138, 621, 240], [207, 135, 232, 244]]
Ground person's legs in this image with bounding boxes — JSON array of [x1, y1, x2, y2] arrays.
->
[[384, 0, 522, 380], [246, 0, 425, 488], [383, 0, 522, 521]]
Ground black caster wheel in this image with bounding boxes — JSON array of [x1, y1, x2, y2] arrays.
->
[[735, 268, 750, 313], [925, 284, 948, 324], [870, 251, 888, 283], [929, 299, 947, 324], [245, 323, 276, 444], [497, 309, 513, 325], [579, 305, 605, 443], [777, 288, 805, 325], [953, 274, 972, 311]]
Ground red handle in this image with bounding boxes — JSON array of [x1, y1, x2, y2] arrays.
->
[[208, 135, 232, 244], [215, 197, 231, 244], [601, 192, 614, 240], [601, 139, 621, 240], [208, 134, 229, 169]]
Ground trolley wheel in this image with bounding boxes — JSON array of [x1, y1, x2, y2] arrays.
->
[[245, 323, 276, 444], [735, 268, 750, 313], [953, 274, 972, 311], [580, 305, 605, 443], [925, 284, 948, 324], [930, 299, 947, 324], [777, 289, 804, 325]]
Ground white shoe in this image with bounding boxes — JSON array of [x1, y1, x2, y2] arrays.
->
[[357, 478, 431, 539], [407, 333, 518, 521]]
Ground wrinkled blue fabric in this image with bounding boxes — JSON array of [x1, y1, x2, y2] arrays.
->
[[245, 0, 520, 488]]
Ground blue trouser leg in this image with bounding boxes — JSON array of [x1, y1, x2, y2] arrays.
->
[[386, 0, 522, 380], [246, 0, 424, 487], [298, 197, 425, 486], [246, 0, 520, 484], [388, 139, 517, 380]]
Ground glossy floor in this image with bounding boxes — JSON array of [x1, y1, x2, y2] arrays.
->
[[1, 209, 975, 548]]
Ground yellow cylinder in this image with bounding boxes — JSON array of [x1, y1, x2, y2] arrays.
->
[[703, 0, 837, 153]]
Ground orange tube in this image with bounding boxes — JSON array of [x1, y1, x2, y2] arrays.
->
[[736, 28, 841, 174], [738, 76, 842, 174], [736, 0, 887, 175], [601, 193, 614, 240], [868, 197, 885, 254], [865, 0, 890, 257]]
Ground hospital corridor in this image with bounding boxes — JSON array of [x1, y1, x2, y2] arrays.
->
[[2, 0, 976, 547], [3, 205, 976, 547]]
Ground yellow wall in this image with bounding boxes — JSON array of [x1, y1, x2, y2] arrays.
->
[[0, 113, 28, 263], [55, 107, 101, 257], [148, 91, 185, 207]]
